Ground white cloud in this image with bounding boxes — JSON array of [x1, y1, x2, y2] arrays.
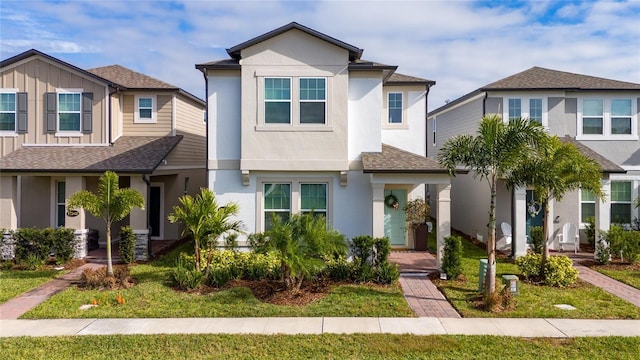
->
[[1, 0, 638, 109]]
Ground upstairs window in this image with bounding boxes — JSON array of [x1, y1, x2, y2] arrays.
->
[[582, 99, 603, 135], [388, 93, 403, 123], [611, 181, 632, 224], [58, 93, 81, 131], [134, 95, 157, 123], [611, 99, 632, 135], [529, 98, 542, 123], [299, 78, 326, 124], [508, 98, 521, 120], [0, 93, 16, 131], [265, 78, 291, 124]]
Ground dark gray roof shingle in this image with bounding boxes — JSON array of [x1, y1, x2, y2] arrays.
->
[[87, 65, 176, 89], [362, 144, 455, 174], [483, 67, 640, 90], [562, 136, 626, 174], [0, 136, 182, 174]]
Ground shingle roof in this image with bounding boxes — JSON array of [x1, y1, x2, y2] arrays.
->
[[362, 144, 457, 174], [0, 136, 182, 174], [226, 22, 363, 61], [195, 59, 241, 71], [87, 65, 176, 89], [386, 72, 435, 86], [483, 67, 640, 90], [561, 136, 626, 174]]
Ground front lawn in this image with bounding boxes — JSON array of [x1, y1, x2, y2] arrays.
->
[[21, 243, 413, 319], [433, 237, 640, 319], [588, 263, 640, 290], [2, 334, 639, 360], [0, 269, 62, 304]]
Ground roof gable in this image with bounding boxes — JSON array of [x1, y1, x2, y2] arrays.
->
[[226, 22, 363, 61], [87, 65, 177, 89]]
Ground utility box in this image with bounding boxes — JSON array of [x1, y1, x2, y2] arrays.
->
[[501, 274, 519, 295], [478, 259, 496, 292]]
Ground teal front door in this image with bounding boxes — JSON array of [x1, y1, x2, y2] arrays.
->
[[384, 189, 407, 246], [525, 190, 544, 243]]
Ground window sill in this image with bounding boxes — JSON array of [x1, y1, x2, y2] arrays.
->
[[383, 124, 409, 130], [576, 134, 637, 141], [0, 131, 18, 137], [134, 119, 157, 124], [55, 132, 84, 137], [255, 125, 334, 132]]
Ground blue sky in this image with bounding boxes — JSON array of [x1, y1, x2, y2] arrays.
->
[[1, 0, 639, 108]]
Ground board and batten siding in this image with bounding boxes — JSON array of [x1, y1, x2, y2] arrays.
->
[[121, 93, 172, 136], [164, 95, 206, 167], [0, 57, 108, 157]]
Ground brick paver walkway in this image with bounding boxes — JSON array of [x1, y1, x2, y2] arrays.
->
[[572, 262, 640, 307], [0, 263, 103, 319], [390, 251, 461, 318]]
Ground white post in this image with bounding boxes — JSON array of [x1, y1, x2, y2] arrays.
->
[[436, 184, 451, 269], [513, 187, 527, 257], [371, 183, 385, 238], [0, 176, 18, 229], [595, 178, 611, 257]]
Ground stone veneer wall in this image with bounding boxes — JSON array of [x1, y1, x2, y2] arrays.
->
[[1, 232, 15, 260], [73, 229, 88, 259], [134, 229, 149, 261]]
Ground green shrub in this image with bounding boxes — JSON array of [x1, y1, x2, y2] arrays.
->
[[375, 262, 400, 284], [355, 263, 375, 283], [351, 235, 374, 268], [595, 235, 611, 265], [584, 217, 596, 247], [515, 253, 542, 280], [170, 258, 203, 290], [13, 227, 51, 266], [118, 226, 136, 264], [441, 235, 463, 279], [324, 256, 355, 282], [528, 226, 544, 254], [51, 227, 75, 264], [206, 266, 232, 287], [607, 227, 640, 264], [248, 233, 269, 253], [243, 252, 280, 280], [372, 237, 391, 266], [543, 255, 578, 287]]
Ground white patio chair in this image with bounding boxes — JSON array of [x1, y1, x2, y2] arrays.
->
[[558, 223, 579, 253], [500, 222, 512, 245]]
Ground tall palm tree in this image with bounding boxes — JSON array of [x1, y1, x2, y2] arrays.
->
[[167, 188, 242, 272], [507, 136, 604, 268], [67, 171, 145, 276], [438, 115, 547, 295]]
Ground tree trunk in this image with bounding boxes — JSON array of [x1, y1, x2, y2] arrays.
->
[[541, 202, 551, 271], [485, 176, 497, 295], [106, 224, 114, 276], [194, 236, 201, 272]]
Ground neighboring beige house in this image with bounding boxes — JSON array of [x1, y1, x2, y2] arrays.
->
[[0, 49, 205, 259], [196, 22, 461, 266], [427, 67, 640, 257]]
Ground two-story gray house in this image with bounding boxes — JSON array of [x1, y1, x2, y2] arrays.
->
[[427, 66, 640, 256]]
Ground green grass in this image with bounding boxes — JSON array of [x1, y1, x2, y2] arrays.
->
[[1, 334, 639, 360], [21, 243, 413, 319], [433, 238, 640, 319], [0, 269, 62, 304], [590, 264, 640, 290]]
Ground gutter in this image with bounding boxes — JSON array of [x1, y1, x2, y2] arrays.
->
[[142, 174, 152, 258], [199, 68, 210, 187]]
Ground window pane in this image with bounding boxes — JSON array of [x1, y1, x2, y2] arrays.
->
[[0, 93, 15, 111], [301, 184, 327, 211], [0, 113, 15, 130], [264, 211, 290, 231], [59, 93, 80, 111], [139, 108, 153, 119], [139, 98, 152, 108], [581, 203, 595, 223], [388, 93, 402, 123], [57, 181, 66, 203], [264, 183, 290, 210], [508, 98, 521, 120], [611, 182, 631, 201], [611, 99, 631, 116], [611, 204, 631, 224], [265, 78, 290, 100], [583, 99, 603, 116], [582, 117, 603, 134], [265, 102, 291, 124], [581, 189, 595, 202], [529, 98, 542, 122], [300, 102, 325, 124], [612, 117, 632, 134], [300, 78, 325, 100], [59, 113, 80, 131]]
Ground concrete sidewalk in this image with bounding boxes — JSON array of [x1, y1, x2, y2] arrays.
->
[[1, 317, 639, 338]]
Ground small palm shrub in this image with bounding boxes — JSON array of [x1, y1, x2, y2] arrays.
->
[[542, 255, 578, 287], [118, 226, 136, 264], [171, 257, 203, 290], [376, 261, 400, 284], [441, 235, 463, 279]]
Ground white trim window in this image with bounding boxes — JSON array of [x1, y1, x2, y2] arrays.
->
[[0, 91, 16, 132], [580, 189, 596, 224], [503, 97, 546, 126], [264, 78, 291, 124], [261, 180, 330, 231], [58, 92, 82, 131], [299, 78, 326, 124], [134, 95, 157, 123], [388, 92, 403, 124], [578, 97, 637, 140], [611, 181, 632, 224], [263, 183, 291, 230], [300, 183, 328, 218]]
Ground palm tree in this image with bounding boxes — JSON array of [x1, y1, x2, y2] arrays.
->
[[507, 136, 604, 268], [167, 188, 242, 272], [438, 115, 547, 295], [67, 171, 145, 276]]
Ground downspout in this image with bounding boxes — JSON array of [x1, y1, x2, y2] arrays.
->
[[142, 174, 152, 258], [424, 84, 431, 201], [481, 91, 488, 116]]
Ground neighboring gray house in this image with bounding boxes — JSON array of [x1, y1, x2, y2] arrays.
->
[[427, 67, 640, 256]]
